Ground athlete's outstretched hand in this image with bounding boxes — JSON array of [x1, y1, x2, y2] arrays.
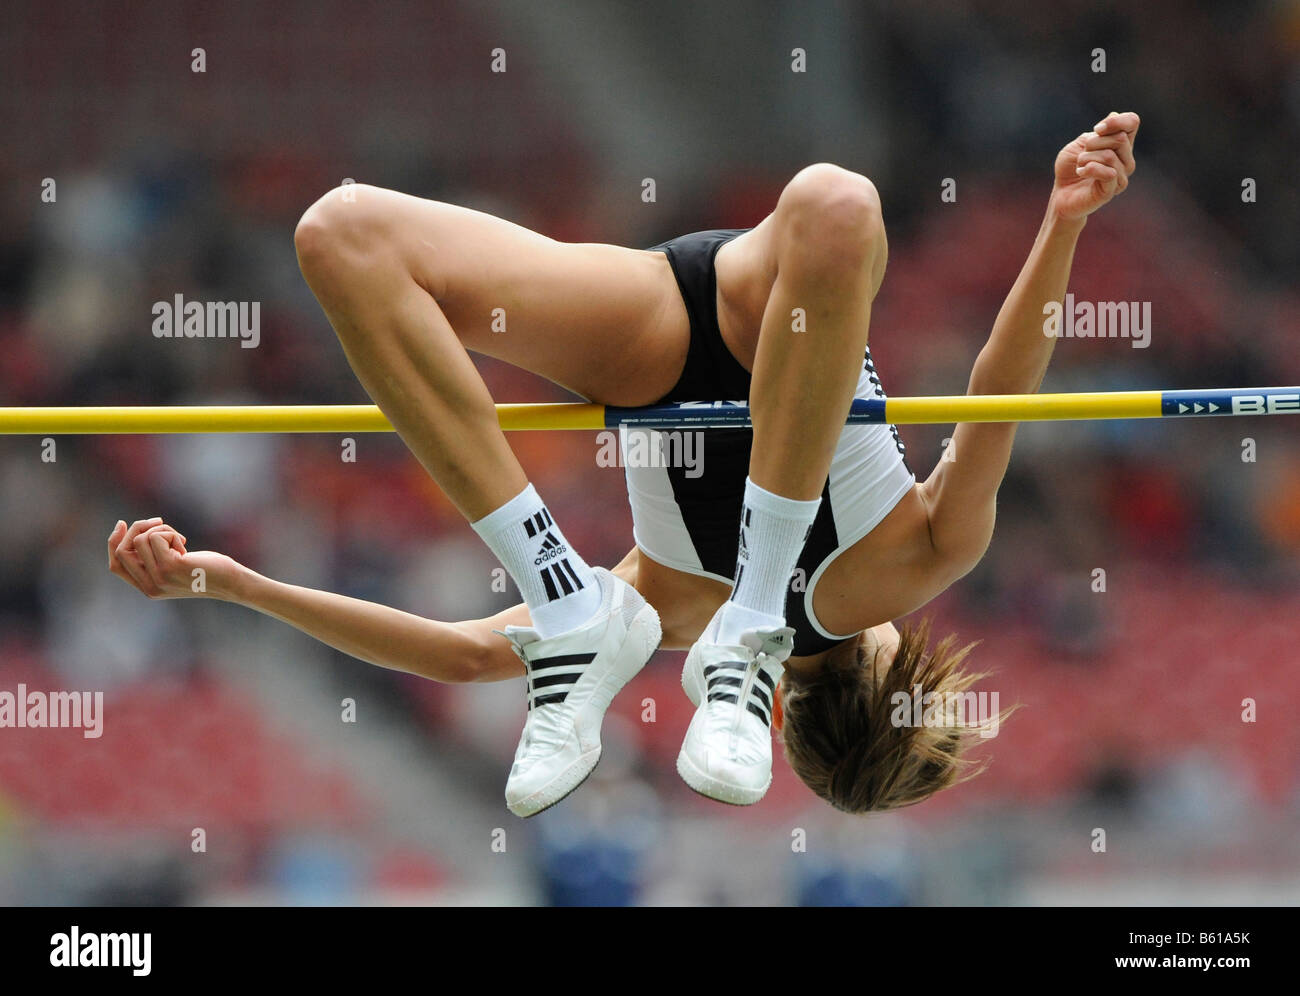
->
[[1051, 111, 1139, 221], [108, 518, 242, 600]]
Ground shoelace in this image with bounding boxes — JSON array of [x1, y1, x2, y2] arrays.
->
[[703, 652, 777, 728]]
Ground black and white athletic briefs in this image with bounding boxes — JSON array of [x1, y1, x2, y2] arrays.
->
[[624, 228, 915, 655]]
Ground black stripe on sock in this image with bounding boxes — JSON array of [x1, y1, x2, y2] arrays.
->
[[747, 702, 770, 725], [541, 507, 553, 527], [523, 517, 537, 538], [707, 691, 739, 705], [553, 563, 575, 596], [540, 568, 560, 601], [751, 685, 772, 711], [730, 564, 744, 599], [561, 558, 584, 590], [706, 675, 744, 691], [754, 669, 777, 694], [532, 691, 569, 708], [534, 511, 547, 534]]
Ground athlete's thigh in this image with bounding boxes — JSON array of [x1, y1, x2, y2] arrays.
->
[[373, 187, 687, 405], [712, 174, 888, 370], [712, 215, 779, 371]]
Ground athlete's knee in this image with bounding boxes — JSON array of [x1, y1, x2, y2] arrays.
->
[[774, 163, 884, 272], [293, 183, 392, 279]]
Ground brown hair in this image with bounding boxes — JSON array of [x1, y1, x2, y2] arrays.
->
[[779, 617, 1010, 813]]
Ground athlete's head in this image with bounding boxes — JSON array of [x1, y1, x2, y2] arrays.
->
[[777, 618, 1004, 813]]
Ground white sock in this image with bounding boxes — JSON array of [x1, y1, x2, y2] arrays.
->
[[715, 477, 821, 646], [471, 483, 602, 639]]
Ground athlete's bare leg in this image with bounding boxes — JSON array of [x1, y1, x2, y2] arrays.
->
[[293, 185, 686, 520], [721, 163, 887, 501], [294, 185, 679, 815], [673, 164, 889, 804]]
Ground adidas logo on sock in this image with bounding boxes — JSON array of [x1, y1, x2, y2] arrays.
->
[[520, 507, 585, 603], [533, 530, 567, 564]]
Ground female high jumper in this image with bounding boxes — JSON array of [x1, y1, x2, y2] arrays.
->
[[108, 112, 1140, 817]]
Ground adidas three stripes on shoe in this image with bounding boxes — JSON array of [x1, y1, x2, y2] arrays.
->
[[677, 624, 795, 806], [497, 566, 662, 818]]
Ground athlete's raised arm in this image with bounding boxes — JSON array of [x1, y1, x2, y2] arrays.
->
[[106, 518, 528, 683], [918, 111, 1140, 566]]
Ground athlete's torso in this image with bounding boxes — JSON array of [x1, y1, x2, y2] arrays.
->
[[627, 229, 958, 655]]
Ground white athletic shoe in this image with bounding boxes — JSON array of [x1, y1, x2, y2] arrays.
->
[[676, 624, 795, 805], [497, 567, 662, 818]]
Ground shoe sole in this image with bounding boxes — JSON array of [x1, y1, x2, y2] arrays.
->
[[675, 745, 769, 806], [510, 751, 603, 819], [508, 603, 662, 818]]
